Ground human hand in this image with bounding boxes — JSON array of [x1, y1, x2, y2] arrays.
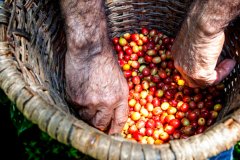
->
[[60, 0, 129, 134], [172, 20, 236, 88], [65, 47, 129, 134]]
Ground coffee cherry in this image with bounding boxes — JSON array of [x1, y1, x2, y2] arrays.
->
[[198, 117, 206, 126], [113, 28, 224, 144]]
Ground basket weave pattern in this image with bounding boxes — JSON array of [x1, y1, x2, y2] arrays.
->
[[0, 0, 240, 159]]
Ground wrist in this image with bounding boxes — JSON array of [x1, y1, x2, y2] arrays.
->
[[61, 0, 111, 58], [187, 15, 224, 37], [67, 43, 115, 66], [196, 18, 225, 37], [66, 16, 110, 57], [187, 0, 240, 37], [187, 1, 223, 36]]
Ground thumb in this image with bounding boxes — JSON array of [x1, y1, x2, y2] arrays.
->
[[213, 59, 236, 84], [108, 101, 129, 135]]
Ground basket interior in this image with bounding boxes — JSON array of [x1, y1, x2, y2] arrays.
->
[[6, 0, 240, 133], [105, 0, 240, 120]]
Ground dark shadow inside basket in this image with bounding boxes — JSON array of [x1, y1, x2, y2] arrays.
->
[[7, 0, 240, 143], [220, 17, 240, 119]]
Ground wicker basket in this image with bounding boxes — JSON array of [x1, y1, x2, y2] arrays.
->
[[0, 0, 240, 159]]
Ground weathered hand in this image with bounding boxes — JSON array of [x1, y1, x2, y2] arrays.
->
[[172, 20, 236, 88], [60, 0, 129, 134], [65, 47, 129, 134]]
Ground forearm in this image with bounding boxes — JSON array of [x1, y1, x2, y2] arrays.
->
[[188, 0, 240, 35], [60, 0, 111, 59]]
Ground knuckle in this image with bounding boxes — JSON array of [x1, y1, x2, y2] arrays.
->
[[102, 94, 124, 108], [85, 93, 101, 107]]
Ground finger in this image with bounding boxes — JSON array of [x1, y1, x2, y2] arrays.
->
[[213, 59, 236, 84], [174, 66, 201, 88], [180, 73, 201, 88], [78, 106, 97, 122], [108, 101, 129, 135], [90, 107, 113, 131], [175, 59, 236, 88], [173, 60, 201, 88]]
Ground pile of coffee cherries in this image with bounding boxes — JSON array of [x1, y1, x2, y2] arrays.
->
[[112, 27, 224, 145]]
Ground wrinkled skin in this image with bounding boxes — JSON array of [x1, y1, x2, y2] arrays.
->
[[172, 22, 236, 88], [172, 0, 238, 88], [60, 0, 129, 134]]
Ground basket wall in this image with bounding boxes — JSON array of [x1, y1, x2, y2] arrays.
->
[[105, 0, 192, 38], [7, 0, 69, 113]]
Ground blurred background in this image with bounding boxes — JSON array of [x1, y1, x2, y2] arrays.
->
[[0, 89, 94, 160]]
